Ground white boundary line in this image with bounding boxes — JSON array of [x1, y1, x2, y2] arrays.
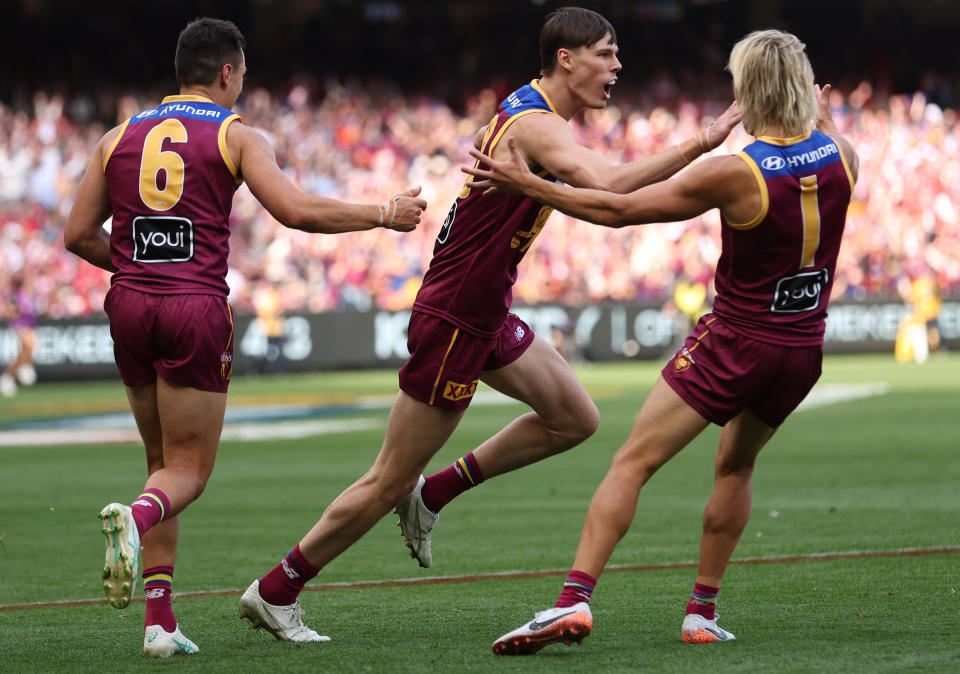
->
[[0, 418, 381, 447], [0, 382, 887, 448]]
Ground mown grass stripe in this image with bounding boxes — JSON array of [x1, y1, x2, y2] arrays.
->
[[3, 545, 956, 612]]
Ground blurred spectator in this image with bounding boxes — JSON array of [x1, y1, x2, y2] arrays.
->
[[252, 278, 286, 374], [1, 274, 38, 397], [1, 77, 958, 320], [895, 271, 943, 363]]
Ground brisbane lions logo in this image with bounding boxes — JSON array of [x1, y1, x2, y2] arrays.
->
[[674, 347, 695, 373]]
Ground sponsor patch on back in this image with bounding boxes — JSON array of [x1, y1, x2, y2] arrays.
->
[[132, 215, 194, 263]]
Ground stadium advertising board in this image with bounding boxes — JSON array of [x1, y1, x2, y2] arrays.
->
[[3, 301, 958, 381]]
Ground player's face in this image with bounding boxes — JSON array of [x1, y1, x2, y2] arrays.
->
[[569, 32, 621, 109]]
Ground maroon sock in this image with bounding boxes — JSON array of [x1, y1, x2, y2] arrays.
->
[[421, 451, 484, 513], [143, 566, 177, 632], [257, 544, 320, 606], [555, 569, 597, 608], [131, 488, 171, 538], [686, 582, 719, 620]]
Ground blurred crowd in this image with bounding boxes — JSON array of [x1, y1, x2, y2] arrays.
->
[[1, 77, 958, 323]]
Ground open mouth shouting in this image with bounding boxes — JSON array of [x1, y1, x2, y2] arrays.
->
[[603, 78, 617, 100]]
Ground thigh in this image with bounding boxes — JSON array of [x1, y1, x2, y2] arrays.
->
[[156, 376, 226, 474], [372, 391, 464, 480], [481, 333, 596, 425], [715, 408, 777, 473], [612, 376, 710, 474], [125, 382, 164, 471], [155, 294, 234, 393]]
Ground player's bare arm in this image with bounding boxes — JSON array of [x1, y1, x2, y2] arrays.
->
[[465, 137, 757, 228], [815, 83, 860, 183], [63, 127, 121, 272], [506, 102, 740, 194], [228, 121, 426, 233]]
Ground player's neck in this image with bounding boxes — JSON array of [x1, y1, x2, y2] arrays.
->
[[536, 75, 579, 121], [178, 85, 228, 109], [755, 124, 799, 140]]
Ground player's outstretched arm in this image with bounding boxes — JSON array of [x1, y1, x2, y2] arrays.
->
[[517, 101, 741, 194], [64, 130, 119, 272], [465, 137, 743, 228], [232, 123, 426, 233], [611, 99, 742, 190]]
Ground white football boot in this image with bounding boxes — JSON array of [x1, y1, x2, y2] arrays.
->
[[16, 363, 36, 386], [99, 503, 140, 609], [394, 475, 439, 568], [0, 373, 16, 398], [238, 580, 330, 642], [681, 613, 736, 643], [492, 602, 592, 655], [143, 624, 199, 658]]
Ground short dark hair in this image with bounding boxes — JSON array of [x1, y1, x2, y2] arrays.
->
[[175, 17, 246, 87], [539, 7, 616, 75]]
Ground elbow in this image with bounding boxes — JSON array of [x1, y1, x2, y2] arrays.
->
[[601, 216, 632, 229], [63, 230, 82, 256], [283, 214, 309, 232], [276, 202, 311, 232], [592, 209, 640, 229]]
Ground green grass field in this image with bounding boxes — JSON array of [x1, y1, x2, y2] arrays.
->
[[1, 353, 958, 672]]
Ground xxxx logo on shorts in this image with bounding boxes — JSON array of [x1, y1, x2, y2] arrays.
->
[[674, 347, 695, 373], [443, 379, 478, 402]]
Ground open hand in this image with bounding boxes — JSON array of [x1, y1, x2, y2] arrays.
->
[[815, 84, 840, 136], [462, 138, 537, 196], [702, 100, 742, 151]]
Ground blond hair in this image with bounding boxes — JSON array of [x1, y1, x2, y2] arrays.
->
[[728, 30, 816, 137]]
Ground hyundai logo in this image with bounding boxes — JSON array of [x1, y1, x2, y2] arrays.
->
[[761, 156, 786, 171]]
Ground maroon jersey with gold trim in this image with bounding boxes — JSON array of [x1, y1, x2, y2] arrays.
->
[[413, 81, 559, 338], [103, 95, 242, 296], [713, 130, 854, 346]]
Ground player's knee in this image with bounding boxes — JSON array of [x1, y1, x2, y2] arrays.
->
[[186, 473, 210, 501], [715, 458, 755, 479], [610, 445, 660, 484], [557, 399, 600, 445], [364, 466, 420, 506]]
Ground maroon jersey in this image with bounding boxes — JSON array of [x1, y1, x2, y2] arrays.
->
[[103, 95, 242, 297], [713, 130, 855, 346], [413, 81, 558, 338]]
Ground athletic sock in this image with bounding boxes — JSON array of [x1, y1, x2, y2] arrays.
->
[[554, 569, 597, 608], [131, 488, 171, 538], [143, 566, 177, 632], [686, 582, 719, 620], [420, 451, 484, 513], [257, 544, 320, 606]]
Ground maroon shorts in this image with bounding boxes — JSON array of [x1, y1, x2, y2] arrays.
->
[[105, 285, 234, 393], [662, 313, 822, 428], [398, 311, 535, 412]]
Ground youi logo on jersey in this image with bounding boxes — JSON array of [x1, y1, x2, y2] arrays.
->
[[771, 268, 829, 313], [132, 215, 195, 263]]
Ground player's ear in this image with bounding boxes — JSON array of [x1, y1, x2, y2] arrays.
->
[[556, 47, 574, 72]]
